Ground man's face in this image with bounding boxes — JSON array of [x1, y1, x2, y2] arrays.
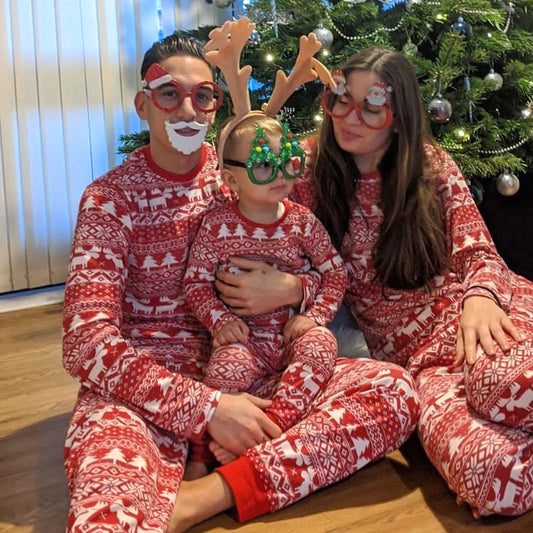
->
[[136, 55, 217, 156]]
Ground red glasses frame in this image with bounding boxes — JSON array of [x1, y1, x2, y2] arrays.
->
[[146, 80, 223, 114], [321, 90, 393, 130]]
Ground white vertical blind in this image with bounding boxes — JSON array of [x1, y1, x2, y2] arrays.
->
[[0, 0, 237, 293]]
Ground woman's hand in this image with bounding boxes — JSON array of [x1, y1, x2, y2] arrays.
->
[[207, 393, 282, 456], [455, 295, 521, 366], [215, 257, 303, 316]]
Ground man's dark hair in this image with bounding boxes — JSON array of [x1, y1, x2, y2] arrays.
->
[[140, 32, 213, 79]]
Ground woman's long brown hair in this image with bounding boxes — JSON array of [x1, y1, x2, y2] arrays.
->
[[311, 47, 448, 290]]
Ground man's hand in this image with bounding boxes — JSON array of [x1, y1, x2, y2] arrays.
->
[[207, 393, 282, 456], [455, 295, 521, 366], [215, 257, 303, 316], [212, 319, 250, 348], [283, 314, 317, 343]]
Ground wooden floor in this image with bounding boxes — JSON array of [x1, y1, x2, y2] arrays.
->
[[2, 303, 533, 532]]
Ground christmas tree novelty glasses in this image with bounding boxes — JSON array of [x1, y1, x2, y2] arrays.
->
[[224, 124, 306, 185], [205, 18, 338, 172], [321, 75, 393, 130], [142, 63, 223, 114]]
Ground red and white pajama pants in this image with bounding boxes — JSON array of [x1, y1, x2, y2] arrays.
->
[[65, 357, 418, 531], [417, 286, 533, 517]]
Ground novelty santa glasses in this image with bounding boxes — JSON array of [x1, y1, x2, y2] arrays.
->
[[321, 76, 393, 130], [142, 63, 223, 114]]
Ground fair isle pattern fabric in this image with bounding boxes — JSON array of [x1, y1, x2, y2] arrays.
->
[[417, 365, 533, 518], [184, 199, 345, 457], [63, 144, 228, 531], [292, 146, 533, 517], [65, 388, 189, 531], [63, 145, 419, 531], [204, 327, 339, 432], [183, 199, 347, 431], [184, 200, 347, 331], [219, 358, 420, 522]]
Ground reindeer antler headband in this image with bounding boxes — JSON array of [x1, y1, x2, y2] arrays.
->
[[205, 17, 338, 167]]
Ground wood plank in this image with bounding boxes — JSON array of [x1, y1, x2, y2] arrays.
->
[[1, 303, 533, 532]]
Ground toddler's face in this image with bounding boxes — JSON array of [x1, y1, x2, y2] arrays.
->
[[226, 131, 296, 205]]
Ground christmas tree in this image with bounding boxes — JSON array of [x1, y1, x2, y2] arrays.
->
[[240, 0, 533, 198], [119, 0, 533, 200]]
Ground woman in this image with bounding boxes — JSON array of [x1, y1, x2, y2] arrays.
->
[[291, 46, 533, 517]]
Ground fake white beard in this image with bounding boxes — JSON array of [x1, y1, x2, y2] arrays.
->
[[165, 120, 209, 155]]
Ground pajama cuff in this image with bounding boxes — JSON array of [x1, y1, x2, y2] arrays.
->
[[215, 456, 270, 522]]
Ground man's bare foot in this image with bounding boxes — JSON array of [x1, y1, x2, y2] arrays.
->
[[166, 473, 234, 533], [183, 460, 209, 481], [209, 440, 238, 464]]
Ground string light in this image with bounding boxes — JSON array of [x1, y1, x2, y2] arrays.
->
[[280, 1, 525, 149], [325, 10, 402, 40], [296, 127, 317, 136], [325, 1, 513, 42], [478, 131, 533, 155]]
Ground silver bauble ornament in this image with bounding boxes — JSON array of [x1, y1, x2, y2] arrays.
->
[[484, 68, 503, 90], [496, 172, 520, 196], [248, 29, 261, 47], [214, 0, 232, 8], [428, 95, 453, 123], [312, 24, 333, 49]]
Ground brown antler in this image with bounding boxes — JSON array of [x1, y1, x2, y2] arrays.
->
[[263, 33, 336, 118], [205, 17, 256, 116]]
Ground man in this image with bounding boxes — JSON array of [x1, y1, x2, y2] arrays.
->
[[63, 32, 418, 532]]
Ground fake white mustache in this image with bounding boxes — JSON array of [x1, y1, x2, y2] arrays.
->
[[165, 120, 209, 154], [168, 120, 208, 132]]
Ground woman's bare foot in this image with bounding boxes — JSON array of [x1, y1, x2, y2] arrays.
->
[[209, 440, 238, 464], [183, 460, 209, 481], [166, 473, 234, 533]]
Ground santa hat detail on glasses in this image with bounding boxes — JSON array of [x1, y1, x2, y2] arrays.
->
[[141, 63, 174, 90]]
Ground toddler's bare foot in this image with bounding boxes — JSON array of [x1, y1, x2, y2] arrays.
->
[[209, 440, 238, 464], [183, 460, 209, 481], [166, 474, 234, 533]]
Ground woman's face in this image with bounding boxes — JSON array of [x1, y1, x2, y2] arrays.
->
[[331, 69, 393, 174]]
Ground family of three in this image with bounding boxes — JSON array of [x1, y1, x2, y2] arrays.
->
[[62, 18, 533, 533]]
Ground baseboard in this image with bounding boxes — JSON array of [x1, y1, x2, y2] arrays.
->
[[0, 284, 65, 313]]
